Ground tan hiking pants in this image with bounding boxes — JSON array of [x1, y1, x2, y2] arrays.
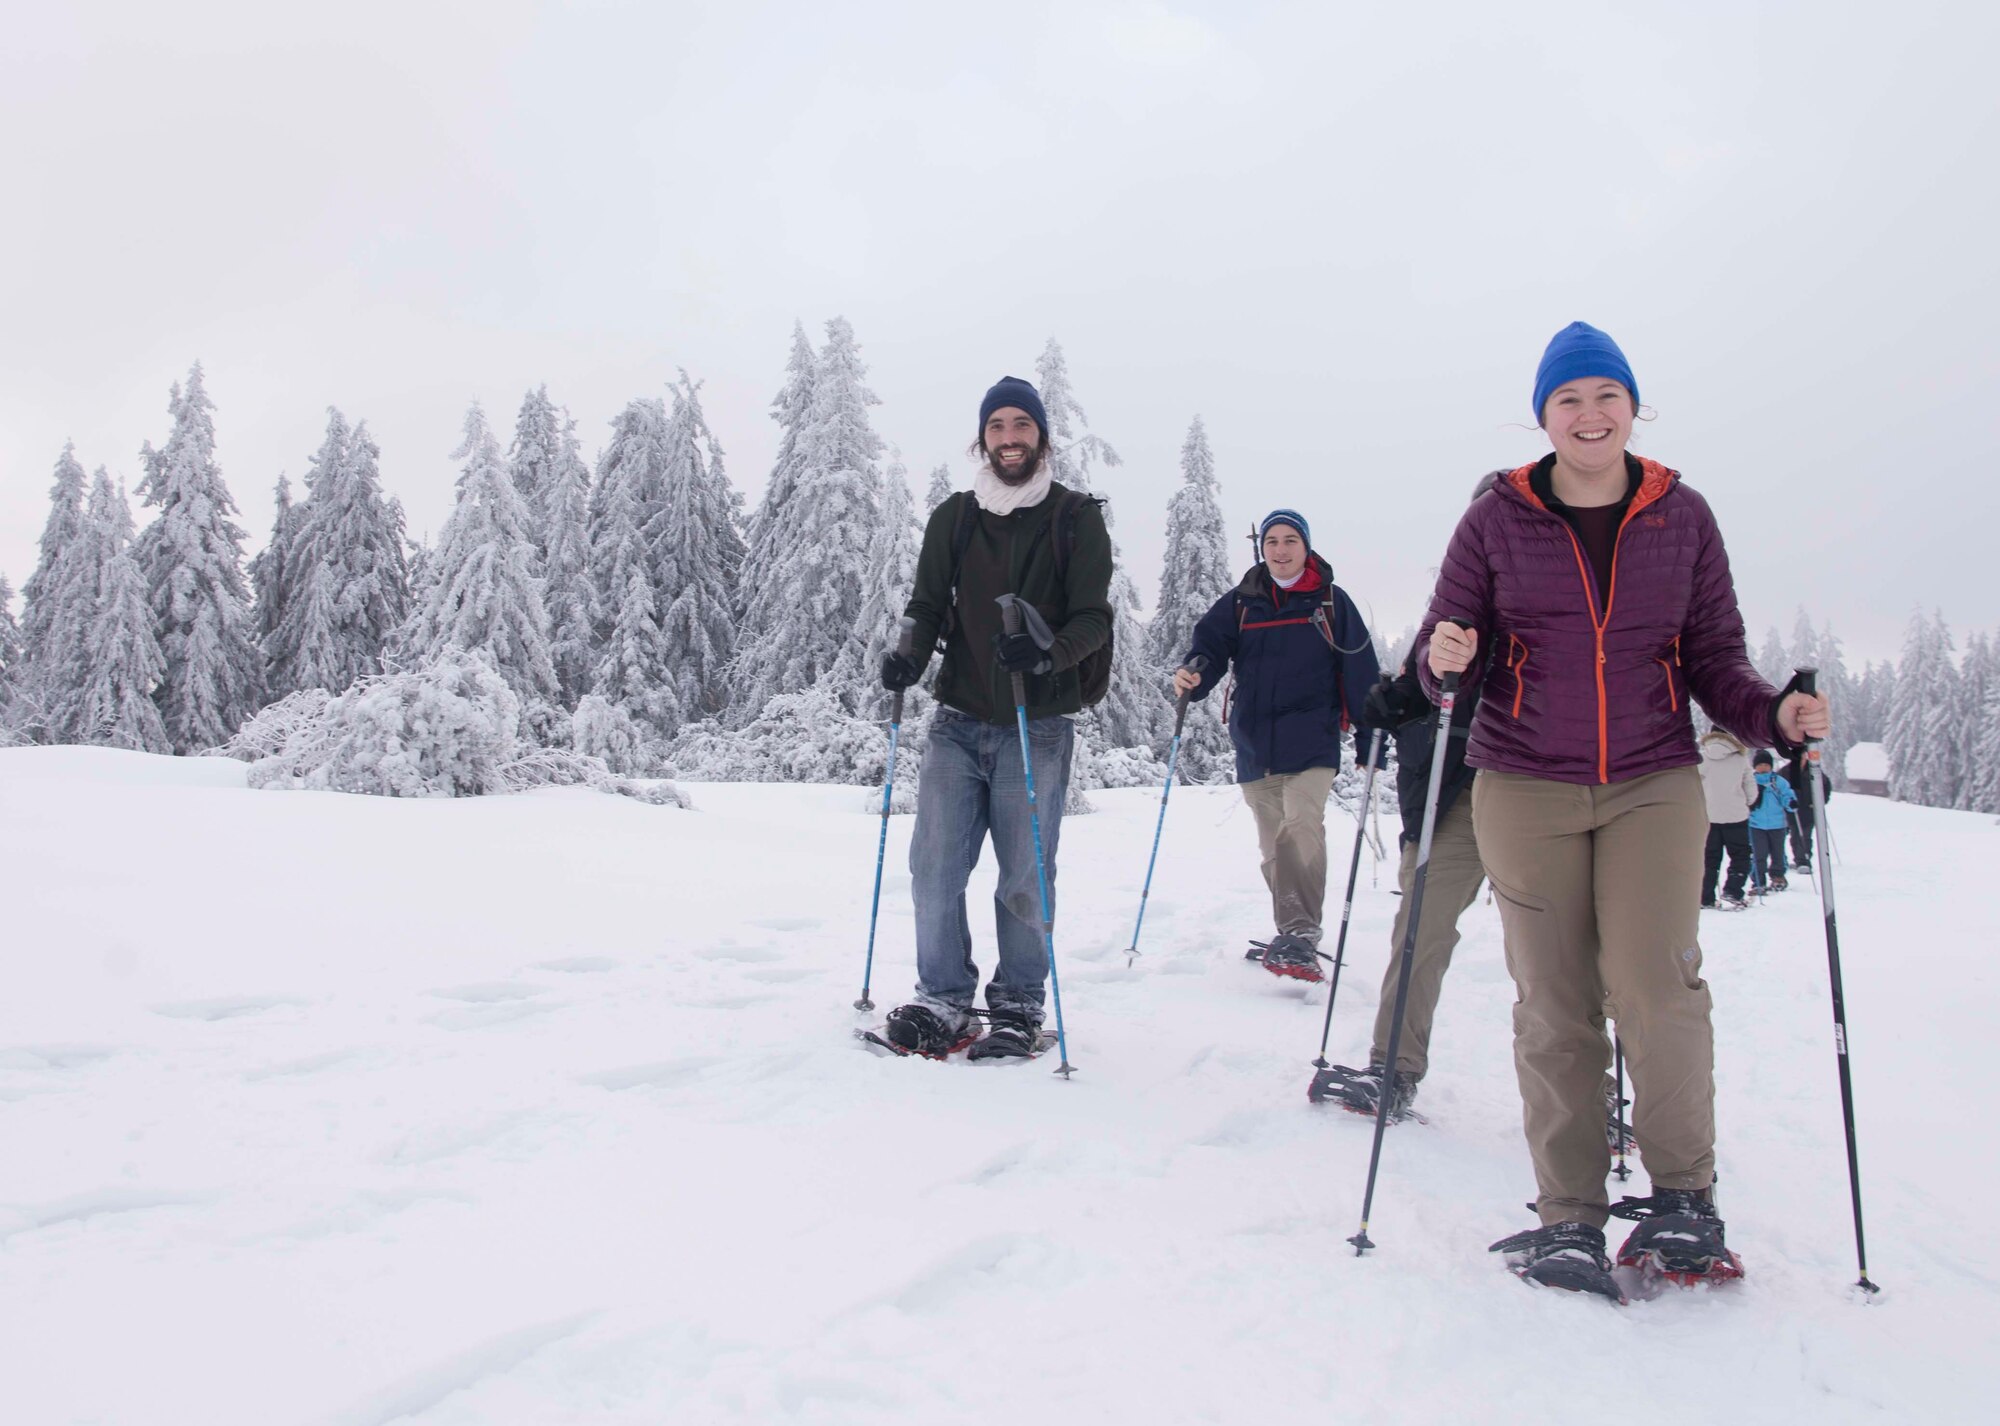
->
[[1473, 767, 1716, 1228], [1240, 766, 1338, 945], [1370, 795, 1485, 1079]]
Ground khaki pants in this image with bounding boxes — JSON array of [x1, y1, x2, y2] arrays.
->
[[1473, 767, 1715, 1229], [1240, 766, 1338, 945], [1370, 795, 1484, 1079]]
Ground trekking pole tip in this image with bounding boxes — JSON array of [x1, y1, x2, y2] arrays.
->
[[1853, 1276, 1882, 1301], [1347, 1230, 1374, 1256], [853, 996, 875, 1012]]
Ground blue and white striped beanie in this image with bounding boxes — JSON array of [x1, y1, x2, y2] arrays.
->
[[1259, 508, 1311, 549]]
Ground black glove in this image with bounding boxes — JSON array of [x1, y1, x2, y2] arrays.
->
[[992, 630, 1052, 676], [881, 651, 922, 691], [1363, 676, 1419, 729]]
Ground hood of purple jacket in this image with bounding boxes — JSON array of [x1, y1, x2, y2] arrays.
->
[[1415, 457, 1785, 786]]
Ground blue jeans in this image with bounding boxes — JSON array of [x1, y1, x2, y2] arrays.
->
[[909, 706, 1075, 1019]]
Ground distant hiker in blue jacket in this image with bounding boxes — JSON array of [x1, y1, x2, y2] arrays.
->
[[1747, 749, 1797, 891], [1171, 509, 1381, 977]]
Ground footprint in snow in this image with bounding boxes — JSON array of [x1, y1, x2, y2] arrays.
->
[[0, 1044, 117, 1072], [577, 1056, 724, 1091], [151, 994, 310, 1022], [535, 955, 621, 974], [425, 982, 547, 1003]]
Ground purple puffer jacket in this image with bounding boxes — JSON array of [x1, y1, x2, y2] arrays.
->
[[1415, 458, 1786, 787]]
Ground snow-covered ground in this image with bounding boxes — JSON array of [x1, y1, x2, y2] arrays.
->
[[4, 747, 1994, 1425]]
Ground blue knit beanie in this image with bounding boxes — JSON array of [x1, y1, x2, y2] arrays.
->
[[979, 376, 1048, 440], [1532, 321, 1639, 426], [1260, 508, 1311, 550]]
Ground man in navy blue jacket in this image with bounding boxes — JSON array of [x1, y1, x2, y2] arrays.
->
[[1173, 510, 1380, 977]]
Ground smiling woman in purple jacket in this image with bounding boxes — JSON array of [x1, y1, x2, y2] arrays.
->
[[1417, 322, 1830, 1301]]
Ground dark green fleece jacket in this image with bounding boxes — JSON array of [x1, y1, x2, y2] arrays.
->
[[901, 484, 1114, 725]]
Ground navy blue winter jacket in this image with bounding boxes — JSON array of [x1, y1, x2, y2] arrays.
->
[[1182, 556, 1382, 783]]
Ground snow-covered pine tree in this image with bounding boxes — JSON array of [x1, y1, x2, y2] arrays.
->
[[277, 411, 409, 697], [1853, 659, 1896, 743], [1954, 630, 1992, 810], [1755, 625, 1790, 693], [841, 453, 925, 723], [399, 404, 560, 735], [507, 385, 564, 561], [1035, 337, 1161, 757], [541, 408, 596, 704], [730, 316, 884, 718], [249, 475, 305, 701], [924, 463, 953, 517], [587, 398, 677, 735], [1147, 415, 1236, 782], [16, 443, 94, 741], [1970, 657, 2000, 815], [738, 321, 818, 622], [649, 372, 745, 731], [0, 575, 22, 723], [133, 364, 263, 752], [1886, 608, 1959, 807], [1811, 619, 1857, 792], [76, 471, 169, 753]]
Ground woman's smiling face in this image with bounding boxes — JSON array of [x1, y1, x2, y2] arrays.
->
[[1542, 378, 1634, 477]]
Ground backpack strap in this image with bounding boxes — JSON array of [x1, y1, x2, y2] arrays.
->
[[938, 492, 982, 651], [1049, 489, 1105, 588]]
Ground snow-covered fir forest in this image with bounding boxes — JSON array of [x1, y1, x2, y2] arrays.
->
[[1, 322, 1994, 812]]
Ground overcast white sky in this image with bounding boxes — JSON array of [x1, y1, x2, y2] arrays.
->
[[4, 0, 1995, 664]]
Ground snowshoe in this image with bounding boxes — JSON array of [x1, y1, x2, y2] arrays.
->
[[1257, 933, 1324, 983], [1716, 894, 1749, 911], [1490, 1221, 1625, 1304], [966, 1007, 1053, 1062], [856, 1004, 978, 1060], [1770, 876, 1789, 892], [1610, 1189, 1744, 1287], [1308, 1062, 1421, 1124]]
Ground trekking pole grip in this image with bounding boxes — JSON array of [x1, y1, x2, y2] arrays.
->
[[1174, 654, 1208, 734], [891, 616, 917, 722]]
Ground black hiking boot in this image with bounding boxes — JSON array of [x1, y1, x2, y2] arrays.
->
[[1308, 1062, 1419, 1122], [882, 1004, 974, 1058], [967, 1005, 1043, 1061], [1610, 1188, 1744, 1284], [1490, 1221, 1625, 1303], [1259, 932, 1324, 983]]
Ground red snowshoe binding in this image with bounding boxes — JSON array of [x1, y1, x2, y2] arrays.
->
[[1610, 1188, 1745, 1286]]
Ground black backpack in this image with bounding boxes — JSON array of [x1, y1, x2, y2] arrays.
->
[[943, 489, 1112, 708]]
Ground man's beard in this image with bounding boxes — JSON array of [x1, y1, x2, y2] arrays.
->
[[986, 442, 1043, 486]]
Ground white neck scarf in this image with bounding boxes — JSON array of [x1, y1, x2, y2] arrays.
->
[[972, 461, 1054, 515], [1272, 567, 1308, 589]]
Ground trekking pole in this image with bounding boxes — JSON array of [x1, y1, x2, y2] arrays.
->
[[1350, 627, 1467, 1256], [1789, 667, 1879, 1295], [854, 618, 917, 1013], [1611, 1031, 1632, 1182], [998, 596, 1075, 1078], [1311, 726, 1386, 1069], [1127, 655, 1208, 967]]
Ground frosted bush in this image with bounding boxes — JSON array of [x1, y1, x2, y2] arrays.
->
[[671, 680, 912, 787], [1085, 742, 1170, 790], [571, 694, 668, 777], [207, 688, 333, 762], [250, 647, 521, 797]]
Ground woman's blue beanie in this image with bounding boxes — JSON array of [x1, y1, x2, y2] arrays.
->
[[1532, 322, 1639, 426], [1260, 508, 1310, 549], [979, 376, 1048, 439]]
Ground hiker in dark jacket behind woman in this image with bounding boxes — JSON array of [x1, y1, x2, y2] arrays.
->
[[1311, 656, 1483, 1123], [1172, 510, 1381, 978], [1417, 321, 1830, 1299]]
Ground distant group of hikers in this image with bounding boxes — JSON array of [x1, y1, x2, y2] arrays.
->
[[872, 321, 1833, 1301]]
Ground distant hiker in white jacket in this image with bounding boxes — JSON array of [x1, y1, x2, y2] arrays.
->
[[1697, 730, 1757, 910]]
